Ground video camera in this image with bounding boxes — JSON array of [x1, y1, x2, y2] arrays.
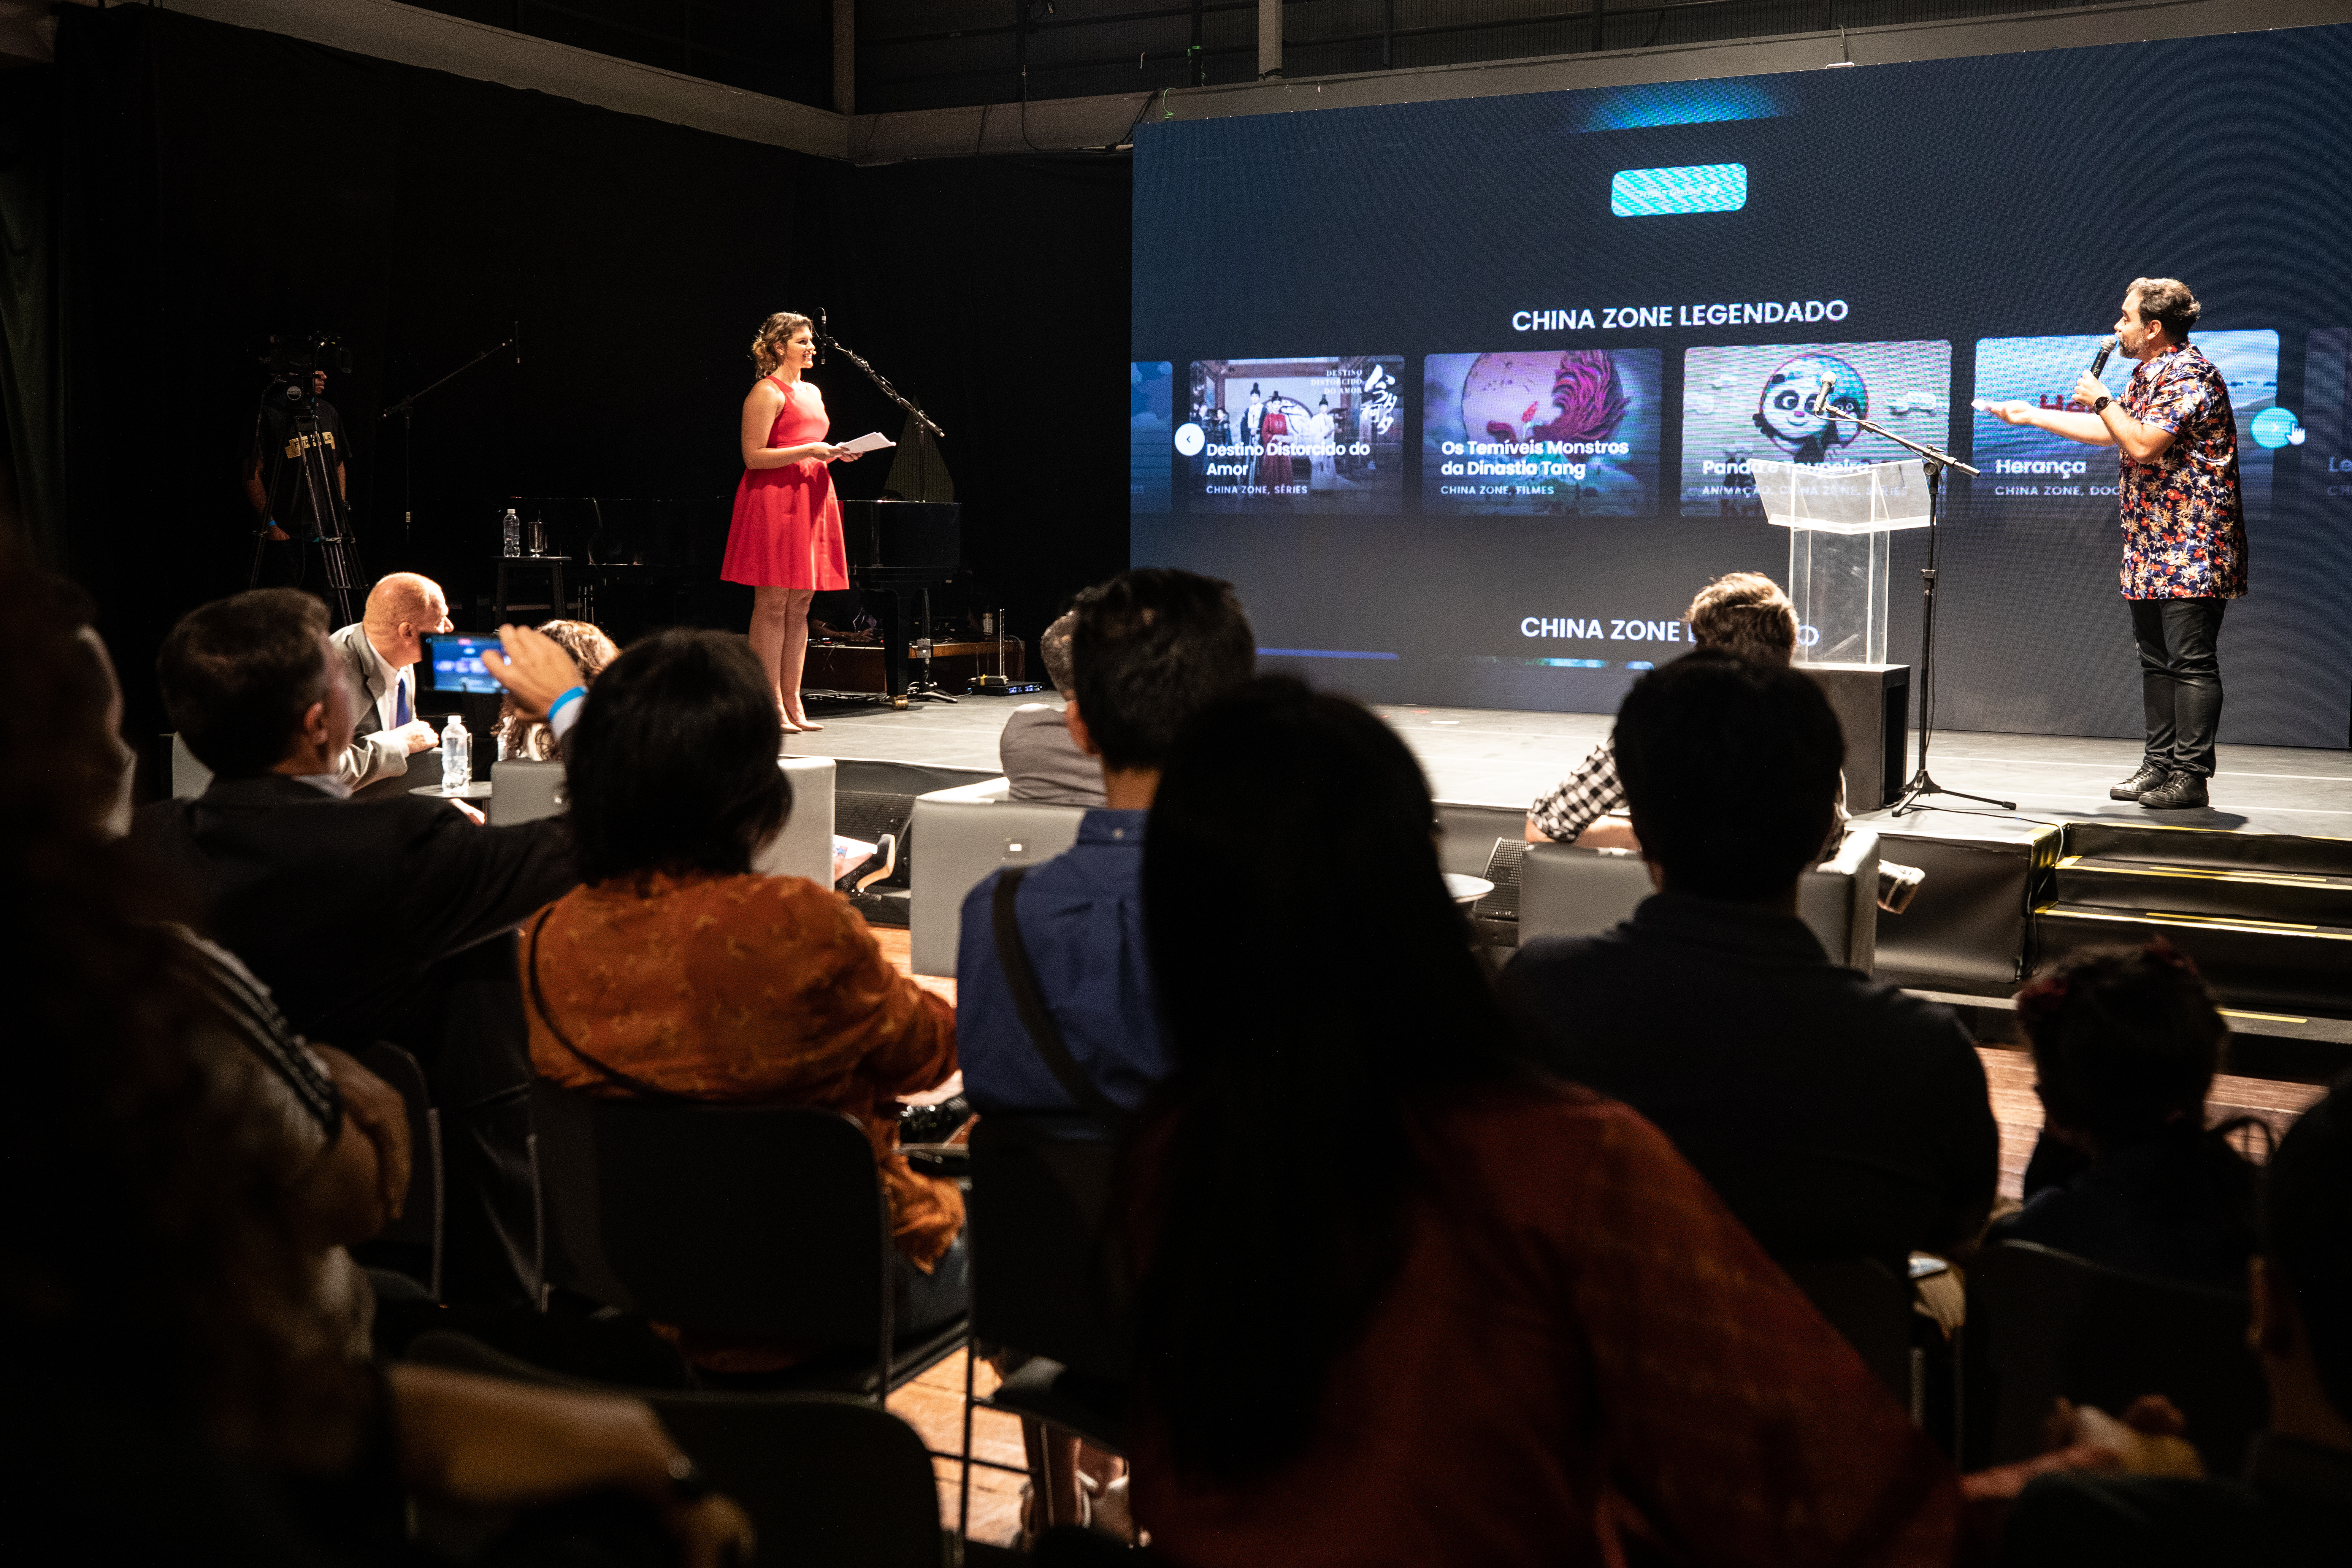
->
[[256, 332, 354, 408]]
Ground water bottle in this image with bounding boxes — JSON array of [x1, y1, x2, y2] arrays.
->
[[441, 713, 471, 791], [501, 508, 521, 557]]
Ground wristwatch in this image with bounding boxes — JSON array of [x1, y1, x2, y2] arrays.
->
[[2092, 395, 2113, 414]]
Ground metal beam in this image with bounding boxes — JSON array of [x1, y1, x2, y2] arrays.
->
[[146, 0, 848, 159], [846, 0, 2352, 160]]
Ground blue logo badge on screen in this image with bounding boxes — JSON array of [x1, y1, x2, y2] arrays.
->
[[1610, 163, 1747, 217]]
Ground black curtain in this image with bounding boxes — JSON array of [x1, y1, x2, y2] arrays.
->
[[46, 5, 1130, 786], [0, 66, 61, 557]]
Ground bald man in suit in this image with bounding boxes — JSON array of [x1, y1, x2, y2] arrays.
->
[[330, 572, 449, 791]]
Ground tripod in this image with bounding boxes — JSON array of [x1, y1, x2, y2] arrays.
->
[[251, 384, 365, 625], [1817, 410, 2013, 816], [904, 583, 957, 704]]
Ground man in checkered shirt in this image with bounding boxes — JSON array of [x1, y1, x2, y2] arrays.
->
[[1526, 574, 1795, 848]]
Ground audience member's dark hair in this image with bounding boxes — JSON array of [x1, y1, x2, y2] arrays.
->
[[0, 536, 363, 1465], [1685, 571, 1798, 667], [1613, 649, 1844, 901], [565, 629, 790, 885], [157, 588, 333, 777], [2266, 1079, 2352, 1421], [1069, 569, 1254, 772], [1139, 676, 1527, 1484], [2016, 943, 2229, 1148]]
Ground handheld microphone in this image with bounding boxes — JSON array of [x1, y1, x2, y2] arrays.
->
[[2090, 335, 2115, 380], [1810, 372, 1835, 416]]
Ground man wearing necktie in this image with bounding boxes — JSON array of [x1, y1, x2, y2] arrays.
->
[[328, 573, 449, 791]]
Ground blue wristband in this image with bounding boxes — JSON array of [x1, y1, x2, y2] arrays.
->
[[547, 686, 586, 720]]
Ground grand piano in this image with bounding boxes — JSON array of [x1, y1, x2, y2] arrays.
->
[[842, 499, 960, 699]]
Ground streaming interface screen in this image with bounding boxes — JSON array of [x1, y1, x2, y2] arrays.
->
[[1129, 25, 2352, 754]]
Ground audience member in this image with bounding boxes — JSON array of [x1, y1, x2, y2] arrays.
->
[[63, 602, 414, 1345], [521, 628, 960, 1373], [1526, 571, 1797, 848], [956, 569, 1255, 1118], [1126, 675, 1960, 1563], [999, 611, 1106, 807], [498, 618, 618, 761], [0, 536, 752, 1567], [1989, 943, 2260, 1289], [1500, 651, 1997, 1266], [1998, 1078, 2352, 1565], [133, 588, 580, 1305], [330, 571, 452, 793]]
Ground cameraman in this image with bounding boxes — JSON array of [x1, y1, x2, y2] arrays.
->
[[246, 368, 347, 572]]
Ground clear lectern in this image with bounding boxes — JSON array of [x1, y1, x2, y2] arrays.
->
[[1748, 458, 1933, 665]]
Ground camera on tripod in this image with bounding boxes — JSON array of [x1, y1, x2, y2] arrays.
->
[[249, 331, 364, 622], [256, 331, 353, 407]]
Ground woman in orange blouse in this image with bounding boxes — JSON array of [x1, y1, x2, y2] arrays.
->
[[519, 628, 960, 1370]]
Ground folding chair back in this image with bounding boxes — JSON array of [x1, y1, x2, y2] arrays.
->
[[405, 1330, 941, 1568], [354, 1040, 443, 1298], [1969, 1240, 2264, 1473]]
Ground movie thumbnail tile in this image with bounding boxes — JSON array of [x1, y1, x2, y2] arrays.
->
[[1679, 340, 1953, 516], [1423, 349, 1662, 516], [1973, 331, 2277, 520], [1177, 357, 1405, 514]]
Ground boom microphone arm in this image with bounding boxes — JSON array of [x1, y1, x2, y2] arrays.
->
[[815, 317, 944, 441]]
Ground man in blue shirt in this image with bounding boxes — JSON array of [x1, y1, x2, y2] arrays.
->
[[956, 569, 1255, 1115]]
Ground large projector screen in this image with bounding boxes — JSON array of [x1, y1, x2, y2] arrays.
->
[[1129, 26, 2352, 751]]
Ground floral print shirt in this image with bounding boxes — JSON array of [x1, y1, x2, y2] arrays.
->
[[2116, 344, 2246, 599]]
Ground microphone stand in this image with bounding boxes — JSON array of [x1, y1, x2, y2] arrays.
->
[[815, 319, 960, 704], [1806, 392, 2013, 817], [380, 328, 520, 555], [817, 325, 945, 441]]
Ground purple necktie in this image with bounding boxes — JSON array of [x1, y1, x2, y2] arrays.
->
[[394, 675, 410, 728]]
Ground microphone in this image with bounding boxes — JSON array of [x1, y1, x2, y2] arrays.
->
[[2089, 335, 2115, 381], [817, 307, 827, 367], [1810, 372, 1835, 416]]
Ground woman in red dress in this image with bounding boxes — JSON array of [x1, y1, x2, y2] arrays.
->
[[723, 312, 860, 733]]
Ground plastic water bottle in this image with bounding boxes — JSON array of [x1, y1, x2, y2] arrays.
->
[[501, 508, 521, 557], [441, 713, 471, 791]]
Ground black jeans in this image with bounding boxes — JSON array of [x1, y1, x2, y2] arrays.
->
[[2128, 596, 2227, 778]]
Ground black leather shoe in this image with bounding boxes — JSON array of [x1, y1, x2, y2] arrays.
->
[[2137, 771, 2210, 810], [2109, 760, 2168, 800]]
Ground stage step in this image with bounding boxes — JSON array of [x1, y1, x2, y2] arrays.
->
[[2035, 901, 2352, 1019], [2053, 855, 2352, 927], [2062, 820, 2352, 877]]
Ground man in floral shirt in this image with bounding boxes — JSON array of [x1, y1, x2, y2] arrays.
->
[[1988, 277, 2243, 810]]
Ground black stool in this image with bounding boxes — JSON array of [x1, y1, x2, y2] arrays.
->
[[493, 555, 570, 622]]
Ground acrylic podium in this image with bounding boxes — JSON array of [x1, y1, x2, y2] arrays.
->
[[1748, 458, 1922, 810]]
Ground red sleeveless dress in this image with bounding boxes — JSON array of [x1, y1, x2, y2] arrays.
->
[[721, 376, 848, 590]]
